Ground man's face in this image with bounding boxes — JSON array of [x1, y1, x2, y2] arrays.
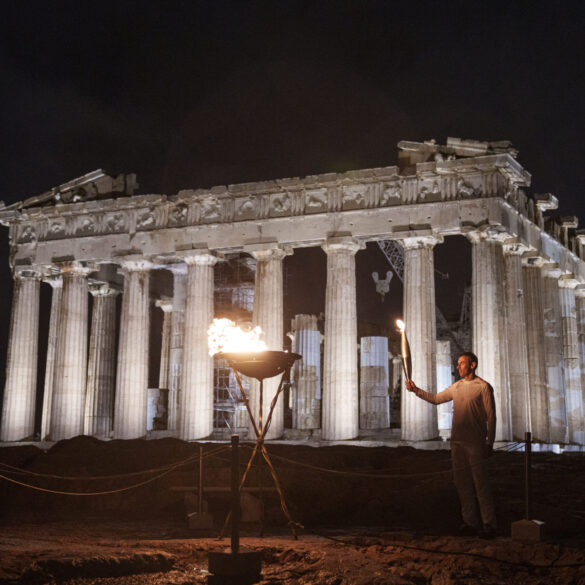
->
[[456, 355, 475, 378]]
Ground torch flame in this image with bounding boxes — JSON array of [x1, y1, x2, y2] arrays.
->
[[396, 319, 405, 332], [208, 318, 268, 356]]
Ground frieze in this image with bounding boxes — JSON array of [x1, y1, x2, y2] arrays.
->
[[75, 216, 97, 236], [168, 203, 188, 227], [305, 188, 328, 213], [17, 224, 36, 244], [103, 213, 127, 234], [341, 185, 366, 210], [47, 219, 66, 240]]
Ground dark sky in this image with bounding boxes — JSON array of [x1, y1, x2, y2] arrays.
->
[[0, 1, 584, 377]]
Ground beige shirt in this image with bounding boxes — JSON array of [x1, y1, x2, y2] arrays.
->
[[414, 376, 496, 445]]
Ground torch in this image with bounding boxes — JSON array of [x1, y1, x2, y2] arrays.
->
[[396, 319, 412, 383]]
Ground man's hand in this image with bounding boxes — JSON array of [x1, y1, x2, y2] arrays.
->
[[405, 380, 417, 392]]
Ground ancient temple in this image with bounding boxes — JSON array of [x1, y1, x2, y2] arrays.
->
[[1, 139, 584, 445]]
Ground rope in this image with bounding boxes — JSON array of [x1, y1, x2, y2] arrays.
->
[[0, 445, 229, 496], [0, 449, 208, 481], [242, 442, 520, 480]]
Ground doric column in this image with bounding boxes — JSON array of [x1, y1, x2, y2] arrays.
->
[[84, 282, 119, 438], [576, 287, 585, 418], [541, 263, 568, 443], [40, 274, 62, 441], [249, 245, 289, 440], [503, 242, 532, 439], [179, 252, 220, 440], [290, 314, 321, 430], [468, 230, 512, 441], [522, 256, 550, 442], [558, 275, 584, 444], [401, 235, 441, 441], [113, 259, 151, 439], [0, 268, 41, 442], [50, 262, 92, 441], [321, 237, 360, 440], [155, 298, 173, 390], [436, 340, 453, 439], [359, 336, 390, 429], [167, 264, 187, 433]]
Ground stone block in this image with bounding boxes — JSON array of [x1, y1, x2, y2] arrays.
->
[[511, 519, 545, 541]]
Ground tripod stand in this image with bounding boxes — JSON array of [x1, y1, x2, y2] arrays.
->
[[218, 351, 301, 540]]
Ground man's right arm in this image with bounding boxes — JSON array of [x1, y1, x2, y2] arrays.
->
[[405, 380, 452, 404]]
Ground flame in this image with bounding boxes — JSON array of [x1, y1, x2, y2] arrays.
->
[[208, 318, 268, 356], [396, 319, 405, 332]]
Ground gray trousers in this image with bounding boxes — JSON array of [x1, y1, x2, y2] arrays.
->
[[451, 441, 496, 529]]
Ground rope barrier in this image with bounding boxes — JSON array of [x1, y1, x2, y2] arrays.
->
[[0, 445, 230, 496]]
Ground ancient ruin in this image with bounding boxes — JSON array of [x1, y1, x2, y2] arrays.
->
[[1, 139, 584, 445]]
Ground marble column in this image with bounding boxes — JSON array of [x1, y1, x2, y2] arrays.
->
[[576, 287, 585, 420], [180, 252, 219, 441], [558, 275, 584, 444], [522, 257, 550, 442], [84, 282, 119, 438], [155, 298, 173, 390], [113, 260, 151, 439], [541, 263, 568, 443], [168, 265, 187, 433], [322, 237, 360, 441], [401, 235, 441, 441], [290, 314, 321, 430], [50, 262, 92, 441], [436, 340, 453, 439], [0, 268, 41, 442], [503, 243, 531, 439], [249, 245, 289, 440], [40, 274, 62, 441], [359, 336, 390, 429], [468, 231, 512, 441]]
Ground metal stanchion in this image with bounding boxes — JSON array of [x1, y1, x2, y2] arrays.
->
[[208, 434, 262, 582], [511, 430, 545, 541]]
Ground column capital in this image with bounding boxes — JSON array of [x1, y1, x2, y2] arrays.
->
[[522, 254, 547, 268], [13, 265, 41, 280], [55, 260, 95, 277], [400, 234, 443, 250], [248, 243, 292, 262], [574, 285, 585, 299], [502, 238, 533, 256], [180, 250, 222, 266], [558, 274, 580, 289], [466, 227, 510, 245], [541, 262, 564, 279], [89, 281, 120, 297], [155, 297, 173, 312], [117, 257, 153, 272], [321, 236, 362, 255]]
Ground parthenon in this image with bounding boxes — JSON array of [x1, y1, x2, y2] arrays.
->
[[1, 138, 584, 445]]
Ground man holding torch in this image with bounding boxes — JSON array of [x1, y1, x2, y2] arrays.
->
[[405, 352, 497, 539]]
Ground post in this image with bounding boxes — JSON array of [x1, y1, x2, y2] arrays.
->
[[231, 434, 240, 554], [525, 431, 532, 521], [198, 445, 203, 516]]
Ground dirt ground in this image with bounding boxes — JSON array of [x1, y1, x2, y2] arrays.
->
[[1, 436, 585, 584]]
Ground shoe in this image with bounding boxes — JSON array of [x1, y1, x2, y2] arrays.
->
[[457, 524, 478, 537], [480, 524, 497, 539]]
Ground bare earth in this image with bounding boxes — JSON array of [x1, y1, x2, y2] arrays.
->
[[1, 436, 584, 584]]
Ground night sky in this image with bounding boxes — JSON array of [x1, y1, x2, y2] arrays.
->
[[1, 1, 584, 389]]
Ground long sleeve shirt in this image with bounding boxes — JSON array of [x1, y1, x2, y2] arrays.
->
[[412, 376, 496, 445]]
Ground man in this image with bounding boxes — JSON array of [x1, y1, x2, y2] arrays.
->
[[406, 352, 497, 538]]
